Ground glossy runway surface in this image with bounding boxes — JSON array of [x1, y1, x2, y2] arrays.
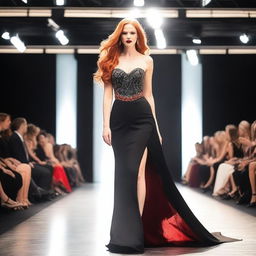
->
[[0, 183, 255, 256]]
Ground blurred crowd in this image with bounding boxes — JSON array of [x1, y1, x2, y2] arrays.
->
[[0, 113, 85, 211], [182, 120, 256, 208]]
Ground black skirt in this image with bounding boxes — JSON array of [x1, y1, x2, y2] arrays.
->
[[106, 96, 241, 254]]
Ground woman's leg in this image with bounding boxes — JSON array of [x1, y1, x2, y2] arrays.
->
[[0, 181, 23, 209], [229, 173, 239, 195], [137, 147, 148, 216], [15, 164, 32, 206], [248, 162, 256, 204], [202, 166, 215, 188], [182, 161, 193, 183]]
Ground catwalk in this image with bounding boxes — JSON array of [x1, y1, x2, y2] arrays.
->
[[0, 183, 255, 256]]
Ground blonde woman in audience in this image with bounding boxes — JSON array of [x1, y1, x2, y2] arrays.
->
[[200, 131, 228, 190], [248, 121, 256, 207], [212, 125, 244, 197], [230, 121, 256, 205]]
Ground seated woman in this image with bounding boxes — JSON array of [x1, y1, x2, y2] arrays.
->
[[182, 142, 205, 186], [0, 113, 31, 208], [0, 157, 32, 208], [212, 124, 244, 197], [228, 121, 256, 204], [47, 133, 80, 186], [36, 131, 72, 193], [24, 125, 72, 195], [55, 143, 85, 185], [247, 121, 256, 207], [200, 130, 229, 191]]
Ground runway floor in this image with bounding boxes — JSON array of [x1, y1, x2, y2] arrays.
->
[[0, 183, 255, 256]]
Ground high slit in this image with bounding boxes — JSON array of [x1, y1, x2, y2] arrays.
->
[[106, 68, 242, 254]]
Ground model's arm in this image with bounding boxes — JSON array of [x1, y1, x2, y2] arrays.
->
[[143, 56, 162, 144], [102, 81, 113, 146]]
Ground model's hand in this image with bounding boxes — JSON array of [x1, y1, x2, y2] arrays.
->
[[103, 127, 112, 146]]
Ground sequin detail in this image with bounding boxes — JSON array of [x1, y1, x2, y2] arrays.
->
[[112, 67, 145, 102]]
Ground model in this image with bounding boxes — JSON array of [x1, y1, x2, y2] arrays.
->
[[93, 18, 242, 254]]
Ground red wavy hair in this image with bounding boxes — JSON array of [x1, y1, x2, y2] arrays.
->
[[93, 18, 150, 85]]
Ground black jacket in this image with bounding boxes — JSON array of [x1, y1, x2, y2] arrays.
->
[[8, 132, 30, 163]]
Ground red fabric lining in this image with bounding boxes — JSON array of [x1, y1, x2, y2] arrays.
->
[[142, 156, 200, 246]]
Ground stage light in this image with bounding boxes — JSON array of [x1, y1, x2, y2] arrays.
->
[[186, 50, 199, 66], [56, 0, 65, 6], [134, 0, 144, 7], [48, 18, 60, 31], [21, 0, 27, 3], [154, 29, 166, 49], [192, 38, 202, 44], [10, 34, 26, 52], [1, 32, 10, 40], [146, 8, 163, 29], [240, 33, 249, 44], [202, 0, 211, 7], [55, 30, 69, 45]]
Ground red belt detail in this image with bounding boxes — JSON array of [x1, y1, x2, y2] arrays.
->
[[115, 92, 143, 101]]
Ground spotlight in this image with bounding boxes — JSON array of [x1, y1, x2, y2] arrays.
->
[[154, 29, 166, 49], [240, 33, 249, 44], [134, 0, 144, 7], [56, 0, 65, 6], [55, 30, 69, 45], [10, 34, 26, 52], [47, 18, 60, 31], [146, 9, 163, 29], [186, 50, 199, 66], [21, 0, 28, 3], [202, 0, 211, 7], [1, 32, 10, 40], [192, 38, 202, 44]]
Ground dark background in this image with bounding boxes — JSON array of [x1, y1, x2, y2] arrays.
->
[[0, 53, 255, 181], [0, 54, 56, 134], [202, 55, 256, 136]]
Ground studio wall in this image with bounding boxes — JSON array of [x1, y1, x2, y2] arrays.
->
[[202, 55, 256, 136], [0, 54, 56, 134]]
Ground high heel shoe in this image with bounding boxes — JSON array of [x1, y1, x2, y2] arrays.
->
[[1, 197, 23, 210], [246, 193, 256, 208]]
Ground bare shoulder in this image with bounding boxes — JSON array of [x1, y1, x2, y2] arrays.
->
[[144, 55, 153, 71]]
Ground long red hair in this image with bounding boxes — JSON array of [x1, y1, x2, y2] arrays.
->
[[93, 18, 150, 85]]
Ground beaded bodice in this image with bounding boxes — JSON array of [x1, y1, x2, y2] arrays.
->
[[111, 67, 145, 101]]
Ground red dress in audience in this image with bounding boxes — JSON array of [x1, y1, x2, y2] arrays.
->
[[35, 144, 72, 192], [52, 165, 72, 192]]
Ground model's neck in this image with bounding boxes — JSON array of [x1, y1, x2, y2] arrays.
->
[[122, 46, 137, 57]]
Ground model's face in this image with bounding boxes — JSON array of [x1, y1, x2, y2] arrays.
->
[[120, 23, 137, 48]]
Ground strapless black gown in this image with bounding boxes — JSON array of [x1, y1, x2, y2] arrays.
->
[[106, 67, 242, 254]]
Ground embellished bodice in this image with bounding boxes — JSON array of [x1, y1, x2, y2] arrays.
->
[[111, 67, 145, 101]]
